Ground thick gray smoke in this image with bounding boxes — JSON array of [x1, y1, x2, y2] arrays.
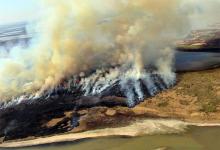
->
[[0, 0, 219, 106]]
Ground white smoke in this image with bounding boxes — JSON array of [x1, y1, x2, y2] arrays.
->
[[181, 0, 220, 29], [0, 0, 219, 104]]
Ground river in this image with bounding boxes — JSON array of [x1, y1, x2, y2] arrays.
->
[[175, 51, 220, 72]]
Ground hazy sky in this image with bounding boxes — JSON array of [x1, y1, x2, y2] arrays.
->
[[0, 0, 219, 28], [0, 0, 40, 25]]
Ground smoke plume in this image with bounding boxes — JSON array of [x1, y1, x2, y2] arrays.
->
[[0, 0, 215, 103]]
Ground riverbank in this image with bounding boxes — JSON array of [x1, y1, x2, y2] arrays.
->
[[2, 119, 220, 148], [0, 119, 189, 148], [1, 68, 220, 148]]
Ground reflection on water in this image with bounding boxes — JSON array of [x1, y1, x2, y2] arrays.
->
[[175, 51, 220, 72], [2, 126, 220, 150]]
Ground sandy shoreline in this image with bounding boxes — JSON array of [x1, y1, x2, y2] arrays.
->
[[1, 68, 220, 148], [1, 119, 220, 148]]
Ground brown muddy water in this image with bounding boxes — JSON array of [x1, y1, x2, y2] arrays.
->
[[1, 126, 220, 150]]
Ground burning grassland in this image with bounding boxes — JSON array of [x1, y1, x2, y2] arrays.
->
[[1, 68, 220, 142], [0, 0, 191, 104], [0, 65, 175, 108], [37, 66, 176, 107]]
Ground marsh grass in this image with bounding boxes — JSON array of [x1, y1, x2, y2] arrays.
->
[[176, 69, 220, 113]]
